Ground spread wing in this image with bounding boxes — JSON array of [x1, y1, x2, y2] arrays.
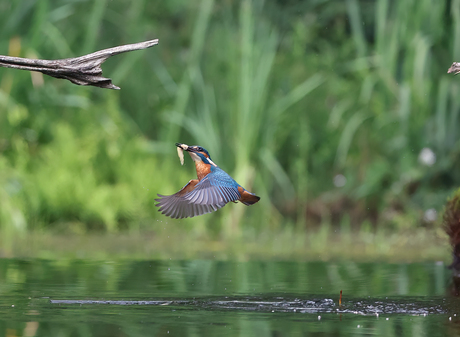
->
[[155, 194, 221, 219], [155, 168, 242, 219], [183, 168, 241, 205]]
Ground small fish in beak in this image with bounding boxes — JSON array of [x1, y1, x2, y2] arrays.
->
[[176, 143, 188, 165], [177, 147, 184, 165]]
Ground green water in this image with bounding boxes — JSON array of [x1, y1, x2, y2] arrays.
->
[[0, 259, 459, 336]]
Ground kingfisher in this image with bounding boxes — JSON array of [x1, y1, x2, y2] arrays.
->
[[155, 143, 260, 219]]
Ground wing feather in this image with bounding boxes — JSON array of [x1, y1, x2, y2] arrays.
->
[[184, 169, 241, 206], [155, 167, 242, 218]]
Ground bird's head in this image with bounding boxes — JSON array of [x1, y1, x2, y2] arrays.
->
[[176, 143, 216, 166]]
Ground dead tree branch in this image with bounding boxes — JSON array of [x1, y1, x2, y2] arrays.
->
[[448, 62, 460, 75], [0, 39, 159, 89]]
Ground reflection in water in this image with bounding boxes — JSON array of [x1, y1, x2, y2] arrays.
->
[[0, 259, 449, 297], [0, 259, 457, 336]]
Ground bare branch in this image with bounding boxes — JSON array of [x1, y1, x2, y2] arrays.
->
[[0, 39, 159, 89], [448, 62, 460, 75]]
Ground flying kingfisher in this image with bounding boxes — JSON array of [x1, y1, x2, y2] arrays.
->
[[155, 143, 260, 219]]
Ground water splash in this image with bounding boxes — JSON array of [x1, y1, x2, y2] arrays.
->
[[50, 296, 446, 315]]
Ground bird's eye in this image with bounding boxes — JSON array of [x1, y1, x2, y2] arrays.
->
[[197, 147, 203, 151]]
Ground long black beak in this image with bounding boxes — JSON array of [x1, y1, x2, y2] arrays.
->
[[176, 143, 191, 152]]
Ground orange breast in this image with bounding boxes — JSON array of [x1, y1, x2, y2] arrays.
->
[[195, 161, 211, 181]]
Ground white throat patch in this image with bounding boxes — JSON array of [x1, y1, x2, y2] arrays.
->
[[189, 152, 200, 162]]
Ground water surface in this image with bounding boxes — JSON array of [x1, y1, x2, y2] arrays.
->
[[0, 259, 459, 336]]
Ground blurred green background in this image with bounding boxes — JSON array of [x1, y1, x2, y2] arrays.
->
[[0, 0, 457, 259]]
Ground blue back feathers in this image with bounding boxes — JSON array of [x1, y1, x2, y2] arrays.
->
[[209, 167, 241, 189]]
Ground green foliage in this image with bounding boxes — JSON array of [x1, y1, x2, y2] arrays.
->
[[0, 0, 458, 236]]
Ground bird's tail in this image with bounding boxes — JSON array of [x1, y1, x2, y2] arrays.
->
[[239, 190, 260, 206]]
